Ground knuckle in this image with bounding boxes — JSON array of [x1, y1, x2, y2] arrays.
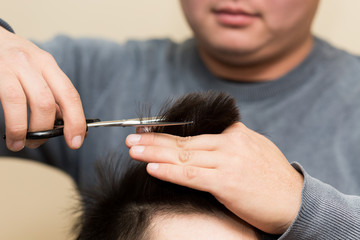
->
[[178, 150, 192, 164], [233, 121, 245, 128], [7, 124, 27, 138], [11, 48, 32, 67], [33, 94, 56, 113], [40, 51, 55, 62], [37, 98, 56, 113], [148, 133, 157, 145], [38, 51, 57, 67], [3, 87, 26, 104], [226, 127, 247, 142], [63, 88, 81, 103], [176, 136, 192, 149], [183, 166, 197, 180], [163, 165, 172, 178]]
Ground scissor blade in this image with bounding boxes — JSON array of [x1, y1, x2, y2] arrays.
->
[[122, 121, 194, 127], [86, 119, 193, 128]]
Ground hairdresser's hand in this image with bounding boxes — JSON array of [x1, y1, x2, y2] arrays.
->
[[0, 27, 86, 151], [126, 122, 304, 234]]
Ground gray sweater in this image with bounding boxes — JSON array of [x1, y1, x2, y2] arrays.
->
[[1, 36, 360, 239]]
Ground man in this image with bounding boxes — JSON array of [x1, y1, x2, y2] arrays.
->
[[1, 0, 360, 238]]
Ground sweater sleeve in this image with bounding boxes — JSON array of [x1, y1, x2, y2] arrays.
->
[[279, 163, 360, 239], [0, 18, 15, 33]]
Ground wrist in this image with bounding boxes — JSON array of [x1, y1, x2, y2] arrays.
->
[[268, 165, 304, 234]]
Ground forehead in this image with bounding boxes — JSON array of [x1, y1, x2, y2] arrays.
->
[[151, 213, 260, 240]]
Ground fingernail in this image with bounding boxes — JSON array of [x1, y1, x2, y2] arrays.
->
[[11, 140, 25, 151], [127, 134, 141, 145], [148, 163, 159, 171], [72, 135, 83, 149], [132, 146, 145, 154]]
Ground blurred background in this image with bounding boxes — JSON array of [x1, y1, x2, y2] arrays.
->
[[2, 0, 360, 53], [1, 0, 360, 239]]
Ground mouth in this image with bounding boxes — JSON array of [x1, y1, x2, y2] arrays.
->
[[212, 5, 260, 27]]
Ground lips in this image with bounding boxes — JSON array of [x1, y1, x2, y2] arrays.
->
[[212, 5, 260, 27]]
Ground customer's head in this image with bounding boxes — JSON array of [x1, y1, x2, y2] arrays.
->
[[75, 92, 260, 240], [76, 159, 260, 240]]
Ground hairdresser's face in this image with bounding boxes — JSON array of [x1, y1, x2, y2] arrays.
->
[[179, 0, 319, 63], [152, 213, 260, 240]]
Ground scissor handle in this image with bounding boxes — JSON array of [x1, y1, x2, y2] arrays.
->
[[26, 127, 65, 139], [53, 118, 100, 126], [26, 119, 100, 139], [2, 127, 65, 140], [2, 118, 99, 140]]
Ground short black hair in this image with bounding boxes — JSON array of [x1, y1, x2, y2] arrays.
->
[[75, 91, 241, 240]]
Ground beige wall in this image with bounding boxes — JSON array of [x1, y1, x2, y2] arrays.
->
[[2, 0, 360, 54], [1, 1, 360, 239]]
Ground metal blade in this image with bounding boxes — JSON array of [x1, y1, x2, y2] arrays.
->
[[87, 119, 193, 128]]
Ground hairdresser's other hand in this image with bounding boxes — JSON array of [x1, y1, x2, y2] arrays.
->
[[0, 27, 86, 151], [126, 122, 304, 235]]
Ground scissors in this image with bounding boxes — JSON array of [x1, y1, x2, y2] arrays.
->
[[3, 118, 193, 140]]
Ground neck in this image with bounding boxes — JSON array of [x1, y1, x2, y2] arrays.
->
[[198, 35, 314, 82]]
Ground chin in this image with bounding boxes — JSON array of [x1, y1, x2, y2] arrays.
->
[[203, 38, 265, 57], [196, 26, 270, 56]]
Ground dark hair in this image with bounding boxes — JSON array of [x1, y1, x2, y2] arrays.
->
[[75, 91, 241, 240]]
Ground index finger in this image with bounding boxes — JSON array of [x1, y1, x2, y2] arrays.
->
[[42, 57, 86, 149], [126, 132, 222, 151]]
